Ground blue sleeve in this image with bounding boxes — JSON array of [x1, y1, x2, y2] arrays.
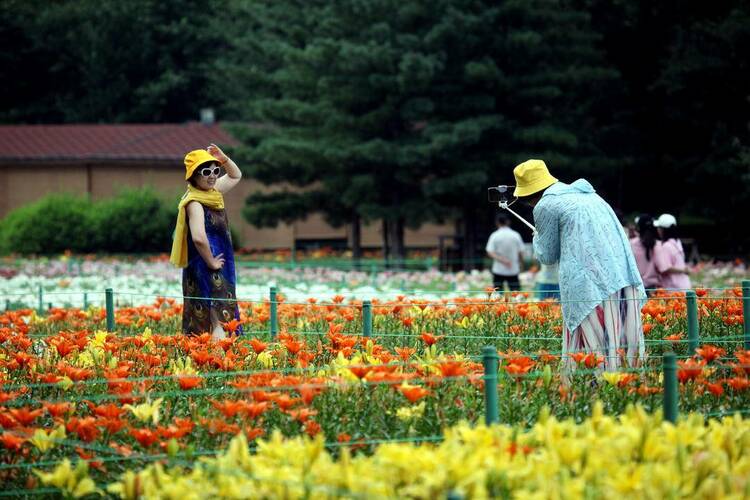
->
[[532, 201, 560, 264]]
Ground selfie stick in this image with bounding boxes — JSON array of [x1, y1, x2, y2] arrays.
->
[[498, 200, 537, 235]]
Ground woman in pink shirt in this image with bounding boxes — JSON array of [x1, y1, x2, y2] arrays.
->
[[653, 213, 692, 290], [629, 214, 662, 293]]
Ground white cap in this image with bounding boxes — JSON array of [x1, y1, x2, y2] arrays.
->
[[653, 213, 677, 228]]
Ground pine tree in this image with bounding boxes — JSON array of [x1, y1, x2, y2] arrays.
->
[[0, 0, 230, 123], [230, 0, 620, 264], [654, 3, 750, 253]]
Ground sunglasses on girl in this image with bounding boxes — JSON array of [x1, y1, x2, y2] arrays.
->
[[199, 166, 222, 177]]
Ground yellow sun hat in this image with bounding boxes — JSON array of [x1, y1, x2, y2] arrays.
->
[[512, 159, 558, 197], [184, 149, 219, 180]]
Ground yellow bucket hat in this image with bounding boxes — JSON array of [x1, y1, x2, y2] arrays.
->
[[513, 159, 558, 197], [184, 149, 219, 180]]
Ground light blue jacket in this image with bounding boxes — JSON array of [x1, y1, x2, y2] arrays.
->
[[533, 179, 645, 332]]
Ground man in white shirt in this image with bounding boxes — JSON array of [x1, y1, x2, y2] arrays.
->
[[485, 213, 525, 291]]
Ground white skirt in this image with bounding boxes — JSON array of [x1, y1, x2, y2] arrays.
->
[[563, 285, 645, 370]]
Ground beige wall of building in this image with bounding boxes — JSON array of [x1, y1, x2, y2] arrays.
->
[[0, 163, 453, 250], [0, 164, 89, 218]]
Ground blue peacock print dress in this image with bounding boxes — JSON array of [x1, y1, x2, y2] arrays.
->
[[182, 205, 242, 335]]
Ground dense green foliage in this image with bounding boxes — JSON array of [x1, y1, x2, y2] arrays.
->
[[0, 189, 174, 255], [0, 195, 95, 254], [0, 0, 228, 123], [228, 0, 620, 262], [91, 188, 176, 253], [1, 0, 748, 255]]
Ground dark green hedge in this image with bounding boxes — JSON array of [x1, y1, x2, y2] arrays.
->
[[0, 188, 176, 255]]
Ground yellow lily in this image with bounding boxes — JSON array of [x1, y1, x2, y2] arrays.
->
[[601, 371, 623, 386], [35, 460, 98, 498], [30, 425, 66, 453], [123, 398, 163, 425], [57, 376, 74, 391], [169, 356, 199, 376], [395, 401, 426, 420], [106, 470, 140, 500], [256, 351, 275, 368], [90, 330, 108, 349]]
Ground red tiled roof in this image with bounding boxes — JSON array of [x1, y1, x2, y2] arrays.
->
[[0, 123, 241, 162]]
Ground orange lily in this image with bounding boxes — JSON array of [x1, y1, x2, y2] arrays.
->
[[249, 338, 268, 354], [677, 358, 705, 383], [398, 384, 430, 403], [420, 332, 443, 346], [177, 375, 203, 390], [130, 428, 159, 447], [695, 345, 726, 363], [395, 347, 416, 362], [211, 399, 246, 418], [7, 407, 44, 427], [0, 432, 26, 451], [222, 319, 242, 333], [43, 402, 73, 418]]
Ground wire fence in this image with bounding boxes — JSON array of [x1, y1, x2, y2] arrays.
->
[[5, 281, 747, 352], [2, 281, 748, 311]]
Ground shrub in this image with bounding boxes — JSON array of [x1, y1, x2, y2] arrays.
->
[[0, 194, 95, 254], [92, 188, 174, 253], [0, 188, 177, 255]]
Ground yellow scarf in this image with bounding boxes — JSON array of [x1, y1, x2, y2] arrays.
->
[[169, 184, 225, 268]]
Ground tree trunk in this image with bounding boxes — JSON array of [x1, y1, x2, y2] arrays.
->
[[387, 216, 406, 267], [382, 219, 390, 267], [350, 214, 362, 269]]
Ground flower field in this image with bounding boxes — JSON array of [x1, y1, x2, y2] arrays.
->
[[0, 257, 749, 498], [0, 255, 495, 310], [107, 407, 750, 498]]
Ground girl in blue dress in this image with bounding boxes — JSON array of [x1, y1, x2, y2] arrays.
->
[[170, 144, 243, 339]]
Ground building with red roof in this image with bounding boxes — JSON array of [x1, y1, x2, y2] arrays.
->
[[0, 122, 449, 252], [0, 123, 240, 163]]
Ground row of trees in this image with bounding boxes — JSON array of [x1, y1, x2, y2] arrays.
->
[[226, 0, 620, 264], [2, 0, 749, 258]]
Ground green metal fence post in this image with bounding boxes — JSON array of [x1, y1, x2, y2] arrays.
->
[[663, 351, 678, 424], [83, 292, 88, 310], [743, 280, 750, 350], [105, 288, 115, 332], [269, 286, 278, 339], [482, 345, 500, 425], [686, 290, 699, 353], [37, 285, 44, 315], [362, 300, 372, 338]]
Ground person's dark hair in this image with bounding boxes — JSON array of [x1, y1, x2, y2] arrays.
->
[[495, 213, 511, 226], [519, 191, 543, 209], [660, 225, 679, 242], [636, 214, 657, 260]]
